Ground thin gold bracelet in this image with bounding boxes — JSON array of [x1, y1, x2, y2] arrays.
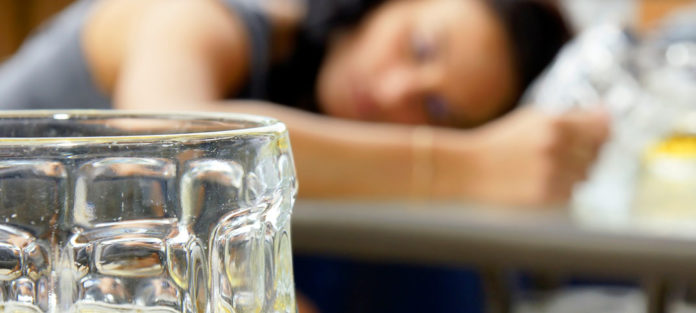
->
[[411, 126, 434, 200]]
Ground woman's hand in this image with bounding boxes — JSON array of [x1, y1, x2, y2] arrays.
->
[[435, 108, 610, 206]]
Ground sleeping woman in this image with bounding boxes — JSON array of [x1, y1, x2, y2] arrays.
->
[[0, 0, 608, 206]]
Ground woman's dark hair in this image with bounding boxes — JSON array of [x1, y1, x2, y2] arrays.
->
[[488, 0, 572, 107]]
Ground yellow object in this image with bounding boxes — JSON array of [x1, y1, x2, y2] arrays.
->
[[634, 133, 696, 222], [644, 134, 696, 161]]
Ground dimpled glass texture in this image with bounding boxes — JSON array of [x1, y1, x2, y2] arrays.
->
[[0, 111, 298, 313]]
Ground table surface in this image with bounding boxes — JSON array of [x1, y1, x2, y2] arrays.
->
[[291, 199, 696, 279]]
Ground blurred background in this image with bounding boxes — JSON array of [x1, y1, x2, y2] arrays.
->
[[0, 0, 74, 61], [0, 0, 693, 62]]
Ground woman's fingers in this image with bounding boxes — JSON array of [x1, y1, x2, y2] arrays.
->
[[555, 109, 611, 188], [468, 107, 611, 206], [535, 109, 610, 204]]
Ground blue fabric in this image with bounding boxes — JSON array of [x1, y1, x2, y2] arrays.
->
[[294, 255, 484, 313]]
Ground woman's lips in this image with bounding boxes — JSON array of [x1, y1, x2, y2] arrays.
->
[[351, 78, 377, 118]]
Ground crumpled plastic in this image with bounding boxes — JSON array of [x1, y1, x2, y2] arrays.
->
[[523, 6, 696, 224]]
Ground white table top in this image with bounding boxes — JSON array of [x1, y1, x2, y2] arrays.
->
[[291, 199, 696, 279]]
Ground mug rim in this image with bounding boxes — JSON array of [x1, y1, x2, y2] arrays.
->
[[0, 110, 287, 145]]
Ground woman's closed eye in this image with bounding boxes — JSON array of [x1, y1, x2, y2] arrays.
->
[[410, 33, 437, 63]]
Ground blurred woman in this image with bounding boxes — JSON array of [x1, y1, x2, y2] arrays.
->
[[0, 0, 607, 205], [0, 1, 610, 311]]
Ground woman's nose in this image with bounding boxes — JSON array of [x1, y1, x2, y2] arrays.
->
[[372, 67, 424, 111]]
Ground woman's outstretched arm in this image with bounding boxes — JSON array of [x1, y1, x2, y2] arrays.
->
[[181, 101, 609, 206], [83, 0, 608, 206]]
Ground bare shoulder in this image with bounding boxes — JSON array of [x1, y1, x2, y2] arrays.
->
[[83, 0, 250, 94]]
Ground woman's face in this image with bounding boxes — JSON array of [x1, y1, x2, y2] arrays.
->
[[317, 0, 518, 127]]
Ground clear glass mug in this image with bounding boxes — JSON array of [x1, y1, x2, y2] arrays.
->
[[0, 111, 297, 313]]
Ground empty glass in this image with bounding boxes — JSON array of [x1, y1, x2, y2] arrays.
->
[[0, 111, 297, 313]]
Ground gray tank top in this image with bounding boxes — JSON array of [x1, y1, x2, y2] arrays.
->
[[0, 0, 272, 110], [0, 0, 382, 111]]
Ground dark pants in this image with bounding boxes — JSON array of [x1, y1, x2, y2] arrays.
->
[[294, 255, 484, 313]]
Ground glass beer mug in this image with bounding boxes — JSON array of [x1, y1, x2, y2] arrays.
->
[[0, 111, 298, 313]]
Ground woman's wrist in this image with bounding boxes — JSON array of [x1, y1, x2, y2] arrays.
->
[[428, 127, 487, 200]]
